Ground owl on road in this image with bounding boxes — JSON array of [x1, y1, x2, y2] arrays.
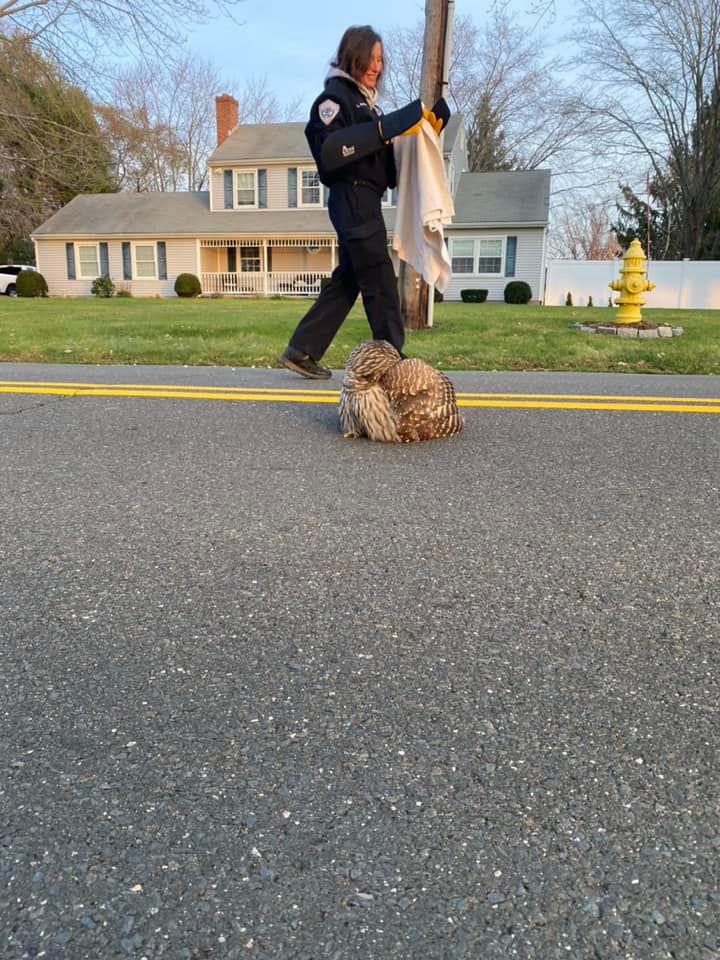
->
[[339, 340, 464, 443]]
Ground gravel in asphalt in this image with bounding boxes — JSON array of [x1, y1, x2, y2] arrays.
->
[[1, 364, 719, 959]]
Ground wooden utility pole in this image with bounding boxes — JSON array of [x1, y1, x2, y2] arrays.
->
[[400, 0, 453, 330]]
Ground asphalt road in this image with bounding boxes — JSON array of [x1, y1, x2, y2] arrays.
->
[[1, 362, 719, 960]]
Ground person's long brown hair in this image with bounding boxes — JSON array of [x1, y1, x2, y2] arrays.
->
[[331, 25, 385, 93]]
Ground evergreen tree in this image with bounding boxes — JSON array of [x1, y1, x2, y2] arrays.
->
[[466, 93, 516, 172], [611, 181, 677, 260], [0, 36, 116, 254], [612, 82, 720, 261]]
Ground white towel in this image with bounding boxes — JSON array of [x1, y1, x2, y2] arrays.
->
[[392, 121, 455, 293]]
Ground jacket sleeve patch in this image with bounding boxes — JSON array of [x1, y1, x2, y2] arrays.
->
[[318, 99, 341, 125]]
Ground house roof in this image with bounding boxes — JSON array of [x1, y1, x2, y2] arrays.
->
[[31, 192, 339, 238], [453, 169, 551, 226], [208, 123, 309, 164], [31, 168, 551, 240]]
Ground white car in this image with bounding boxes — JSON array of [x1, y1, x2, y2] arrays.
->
[[0, 265, 35, 296]]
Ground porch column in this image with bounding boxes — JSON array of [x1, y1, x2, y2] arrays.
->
[[331, 241, 337, 271], [263, 241, 268, 297]]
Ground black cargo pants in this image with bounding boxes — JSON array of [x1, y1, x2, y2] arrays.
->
[[288, 181, 404, 361]]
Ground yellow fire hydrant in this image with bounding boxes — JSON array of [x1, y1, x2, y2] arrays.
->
[[609, 238, 655, 324]]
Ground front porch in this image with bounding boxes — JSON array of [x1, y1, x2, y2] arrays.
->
[[200, 270, 333, 297], [199, 236, 335, 298]]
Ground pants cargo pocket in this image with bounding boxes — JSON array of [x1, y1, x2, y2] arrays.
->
[[344, 219, 389, 274]]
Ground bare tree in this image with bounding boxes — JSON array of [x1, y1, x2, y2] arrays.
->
[[385, 8, 588, 175], [574, 0, 720, 259], [238, 75, 303, 124], [97, 61, 303, 192], [384, 14, 480, 118], [557, 200, 621, 259], [0, 0, 245, 86], [98, 55, 223, 191]]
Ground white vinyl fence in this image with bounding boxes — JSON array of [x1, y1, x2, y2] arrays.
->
[[544, 259, 720, 310]]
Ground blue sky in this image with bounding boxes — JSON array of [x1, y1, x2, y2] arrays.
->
[[186, 0, 571, 114]]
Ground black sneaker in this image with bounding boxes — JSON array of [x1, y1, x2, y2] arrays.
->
[[278, 346, 332, 380]]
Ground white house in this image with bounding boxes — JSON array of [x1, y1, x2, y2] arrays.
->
[[32, 94, 551, 301]]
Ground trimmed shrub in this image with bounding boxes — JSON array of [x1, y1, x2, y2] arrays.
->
[[565, 291, 573, 306], [504, 280, 532, 304], [174, 272, 201, 297], [91, 275, 115, 298], [460, 289, 488, 303], [116, 289, 133, 298], [17, 270, 48, 297]]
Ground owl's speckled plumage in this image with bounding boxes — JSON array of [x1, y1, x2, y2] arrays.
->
[[339, 340, 464, 443]]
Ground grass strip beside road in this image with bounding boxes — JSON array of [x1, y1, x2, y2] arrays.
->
[[1, 297, 719, 375]]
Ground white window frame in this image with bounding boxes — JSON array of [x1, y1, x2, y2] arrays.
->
[[299, 166, 322, 207], [234, 169, 258, 209], [450, 238, 475, 275], [477, 237, 504, 276], [77, 243, 100, 279], [449, 236, 506, 276], [133, 242, 157, 280]]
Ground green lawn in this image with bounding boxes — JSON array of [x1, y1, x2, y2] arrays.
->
[[0, 296, 718, 374]]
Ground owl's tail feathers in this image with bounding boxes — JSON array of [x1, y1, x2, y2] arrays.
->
[[415, 411, 464, 441]]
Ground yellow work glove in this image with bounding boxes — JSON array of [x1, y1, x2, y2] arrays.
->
[[401, 118, 423, 136], [422, 106, 443, 135]]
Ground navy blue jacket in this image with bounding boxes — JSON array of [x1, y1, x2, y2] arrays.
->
[[304, 76, 397, 194]]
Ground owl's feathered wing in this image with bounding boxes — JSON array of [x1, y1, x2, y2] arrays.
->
[[378, 358, 464, 442]]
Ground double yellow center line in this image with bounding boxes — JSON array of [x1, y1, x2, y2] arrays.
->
[[1, 380, 719, 414]]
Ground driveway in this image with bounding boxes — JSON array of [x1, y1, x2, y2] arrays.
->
[[2, 363, 719, 959]]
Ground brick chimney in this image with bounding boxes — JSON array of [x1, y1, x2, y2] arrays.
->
[[215, 93, 239, 146]]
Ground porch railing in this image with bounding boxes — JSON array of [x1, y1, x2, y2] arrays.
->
[[200, 271, 332, 297]]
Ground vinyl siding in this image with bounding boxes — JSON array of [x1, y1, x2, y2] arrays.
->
[[35, 238, 198, 297], [210, 162, 306, 211], [210, 166, 225, 211], [267, 165, 288, 208], [443, 227, 546, 302], [449, 125, 468, 180]]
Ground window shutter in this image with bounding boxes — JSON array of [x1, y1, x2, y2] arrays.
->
[[391, 187, 398, 206], [122, 242, 132, 280], [258, 168, 267, 209], [65, 243, 76, 280], [288, 167, 297, 208], [224, 169, 233, 209], [99, 242, 109, 277], [157, 241, 167, 280], [227, 246, 237, 272], [505, 236, 517, 277], [323, 185, 329, 207]]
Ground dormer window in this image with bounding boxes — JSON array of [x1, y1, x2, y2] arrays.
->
[[235, 170, 257, 207], [300, 168, 321, 206]]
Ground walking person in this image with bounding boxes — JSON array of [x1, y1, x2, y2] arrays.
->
[[278, 25, 431, 379]]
